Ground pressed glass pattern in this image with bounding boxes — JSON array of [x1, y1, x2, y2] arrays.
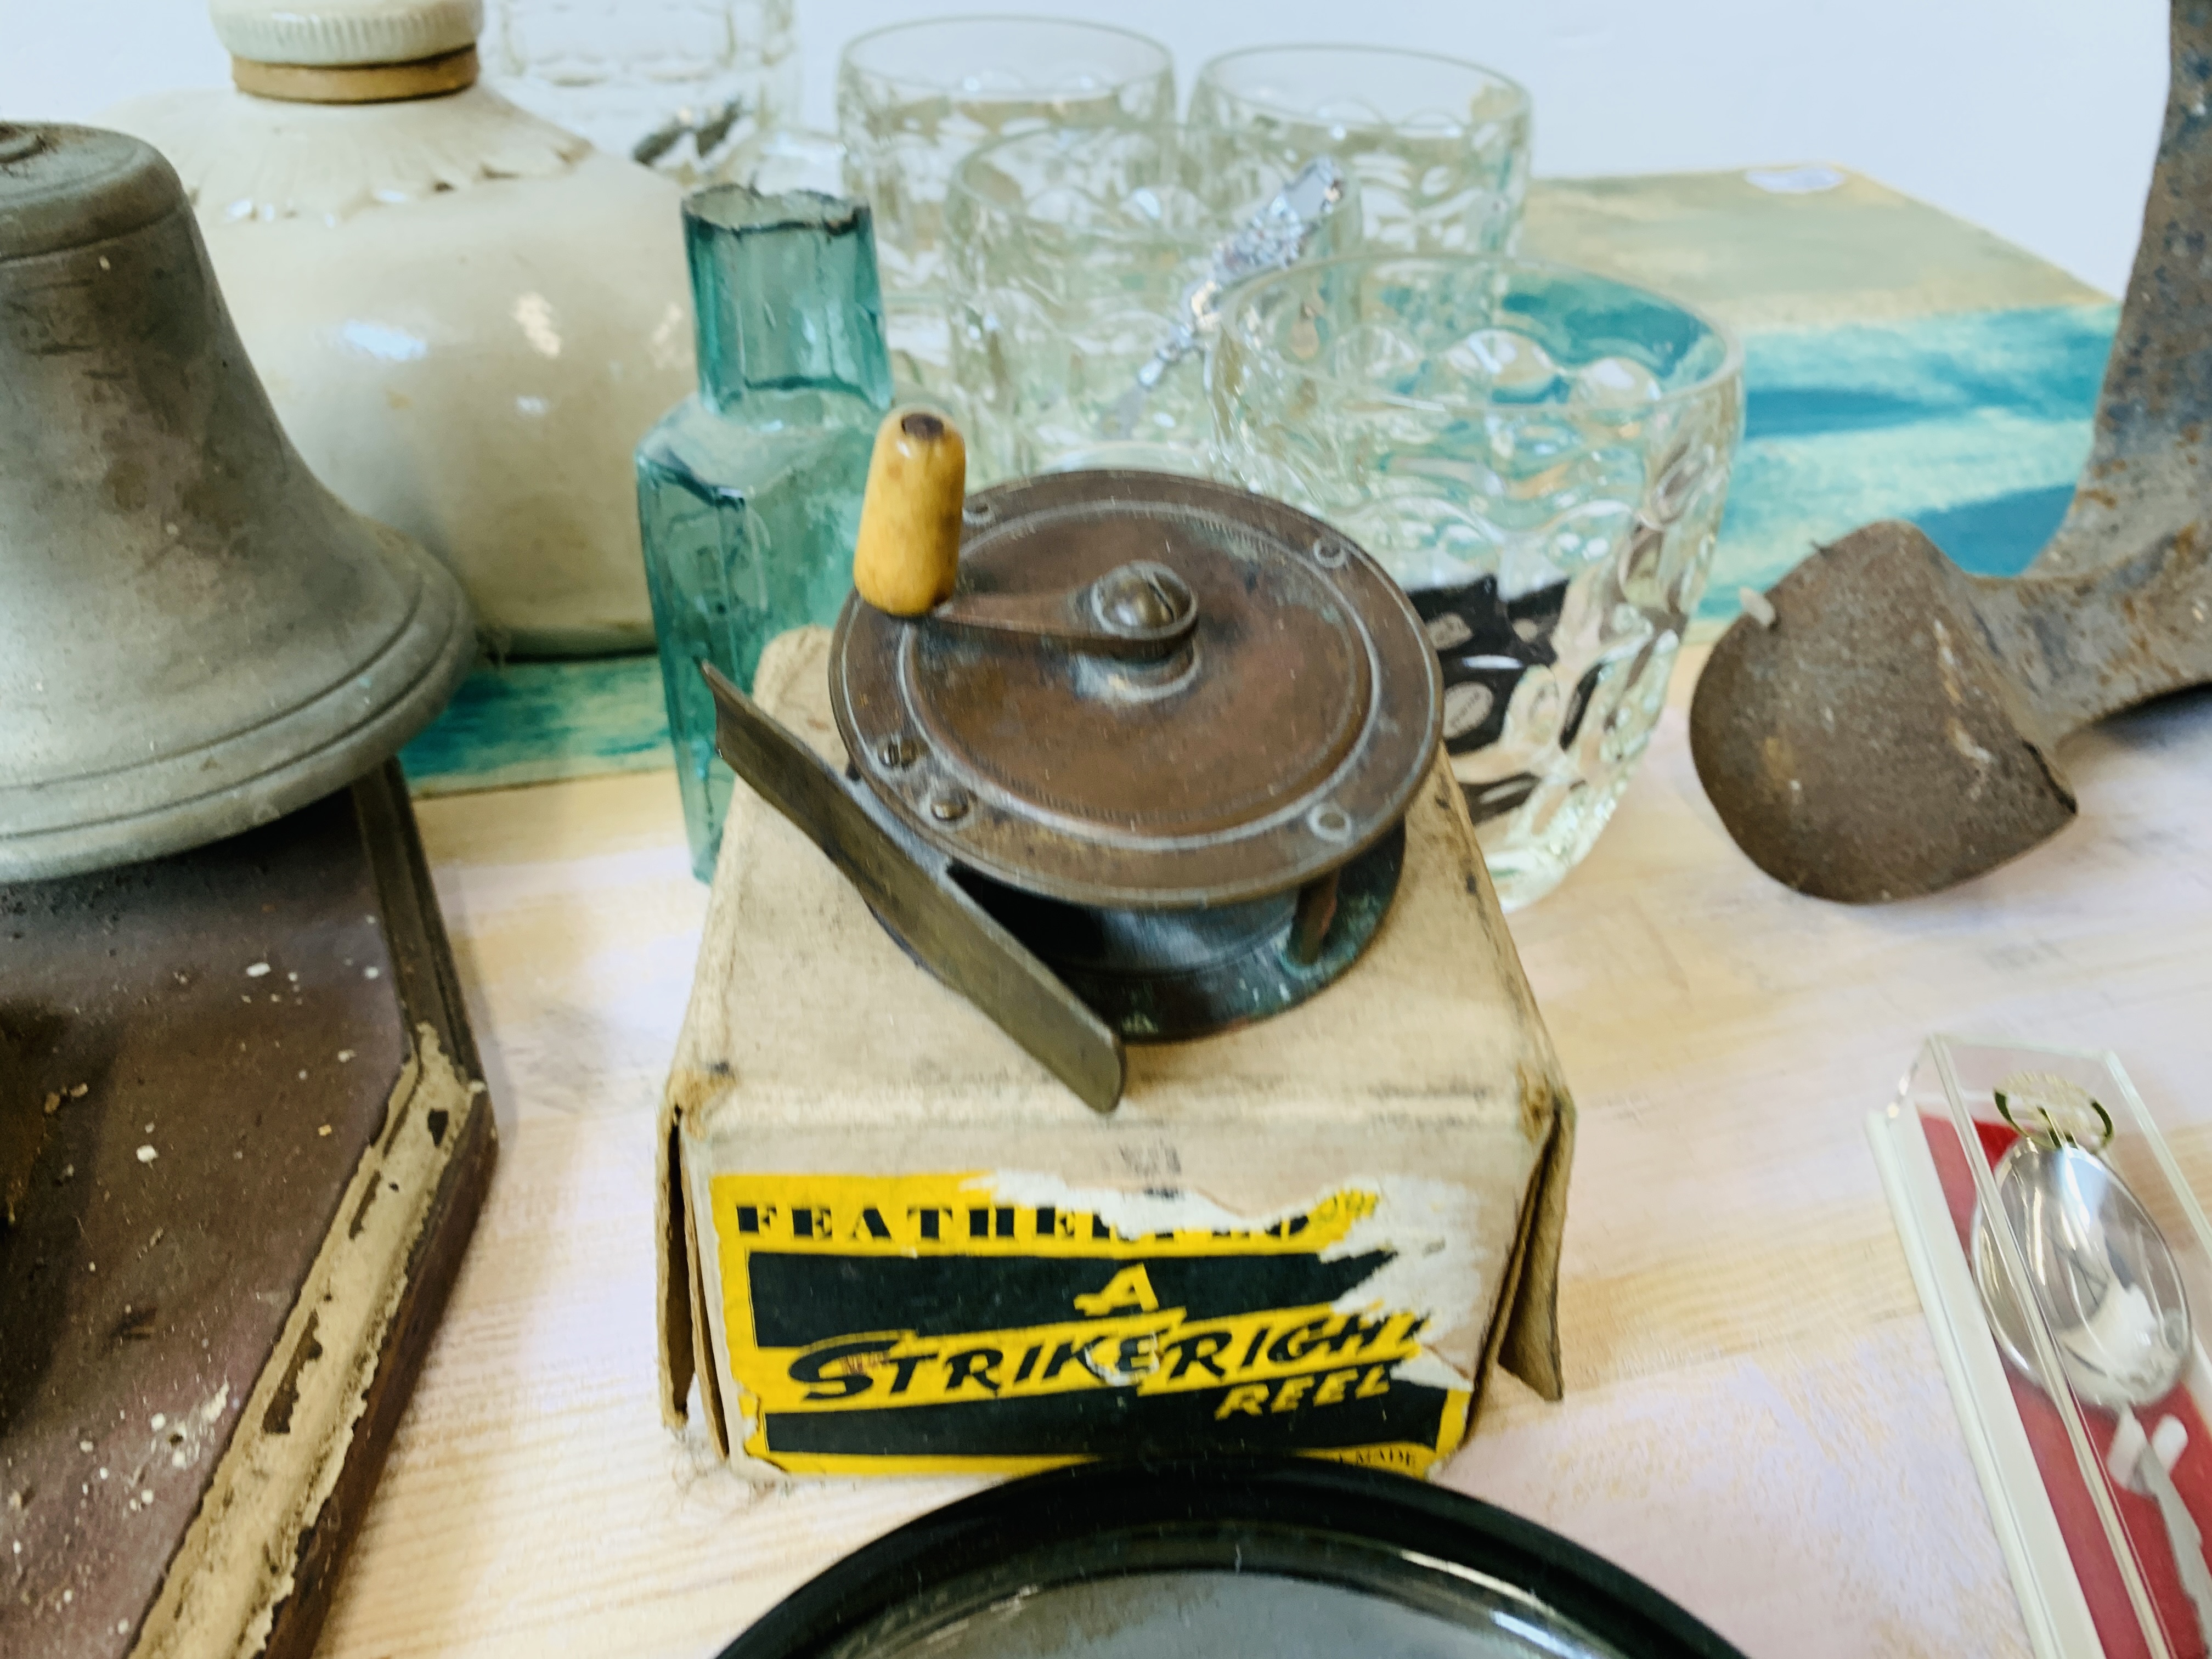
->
[[948, 125, 1359, 483], [1214, 254, 1742, 907], [489, 0, 799, 179], [1189, 47, 1530, 255], [837, 18, 1174, 398]]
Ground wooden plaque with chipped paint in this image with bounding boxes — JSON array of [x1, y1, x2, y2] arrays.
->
[[0, 761, 496, 1659], [656, 628, 1576, 1481]]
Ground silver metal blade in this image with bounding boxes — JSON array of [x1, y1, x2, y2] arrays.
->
[[703, 662, 1126, 1114]]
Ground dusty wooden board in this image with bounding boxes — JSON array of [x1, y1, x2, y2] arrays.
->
[[303, 657, 2212, 1659], [396, 166, 2115, 800], [0, 765, 495, 1659]]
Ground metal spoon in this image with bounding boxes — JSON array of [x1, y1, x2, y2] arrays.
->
[[1104, 156, 1347, 442], [1973, 1135, 2212, 1641]]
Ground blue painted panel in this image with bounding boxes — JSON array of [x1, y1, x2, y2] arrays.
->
[[1908, 483, 2080, 575], [406, 302, 2123, 790], [399, 652, 670, 795], [1698, 302, 2116, 618], [1740, 306, 2116, 439]]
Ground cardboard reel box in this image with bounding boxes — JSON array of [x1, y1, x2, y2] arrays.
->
[[657, 629, 1574, 1480]]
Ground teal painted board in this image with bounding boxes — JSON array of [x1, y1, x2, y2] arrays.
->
[[400, 653, 669, 796], [400, 304, 2119, 795], [1702, 302, 2118, 622], [397, 168, 2123, 799]]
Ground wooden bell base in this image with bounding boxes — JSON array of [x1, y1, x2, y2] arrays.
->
[[0, 764, 495, 1659]]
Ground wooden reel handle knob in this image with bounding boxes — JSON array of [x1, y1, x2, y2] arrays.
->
[[853, 408, 968, 617]]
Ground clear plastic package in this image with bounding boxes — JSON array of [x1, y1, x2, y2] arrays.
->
[[1872, 1037, 2212, 1659]]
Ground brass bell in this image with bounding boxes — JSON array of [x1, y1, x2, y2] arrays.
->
[[0, 125, 476, 881]]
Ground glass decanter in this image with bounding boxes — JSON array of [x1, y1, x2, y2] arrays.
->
[[637, 186, 893, 881]]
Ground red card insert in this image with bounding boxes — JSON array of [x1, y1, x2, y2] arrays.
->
[[1922, 1113, 2212, 1659]]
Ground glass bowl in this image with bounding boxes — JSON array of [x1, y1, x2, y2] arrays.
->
[[1212, 253, 1743, 908]]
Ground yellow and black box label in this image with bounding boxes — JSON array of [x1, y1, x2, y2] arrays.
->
[[706, 1172, 1475, 1477]]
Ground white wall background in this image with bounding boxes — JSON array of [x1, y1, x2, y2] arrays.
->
[[0, 1, 2169, 296]]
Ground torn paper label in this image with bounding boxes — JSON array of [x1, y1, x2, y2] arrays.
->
[[694, 1170, 1484, 1478]]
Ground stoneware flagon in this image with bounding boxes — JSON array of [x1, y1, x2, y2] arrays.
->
[[0, 123, 476, 882], [103, 0, 695, 655]]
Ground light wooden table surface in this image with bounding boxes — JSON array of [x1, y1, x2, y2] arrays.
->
[[307, 642, 2212, 1659]]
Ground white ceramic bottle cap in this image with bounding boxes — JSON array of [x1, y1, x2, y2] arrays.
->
[[210, 0, 482, 67]]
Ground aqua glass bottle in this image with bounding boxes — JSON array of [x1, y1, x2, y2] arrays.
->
[[637, 185, 894, 881]]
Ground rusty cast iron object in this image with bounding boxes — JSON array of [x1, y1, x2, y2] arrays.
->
[[1690, 519, 2209, 900], [706, 470, 1442, 1113], [1690, 0, 2212, 902]]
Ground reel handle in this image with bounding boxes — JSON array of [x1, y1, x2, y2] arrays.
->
[[852, 408, 967, 617]]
